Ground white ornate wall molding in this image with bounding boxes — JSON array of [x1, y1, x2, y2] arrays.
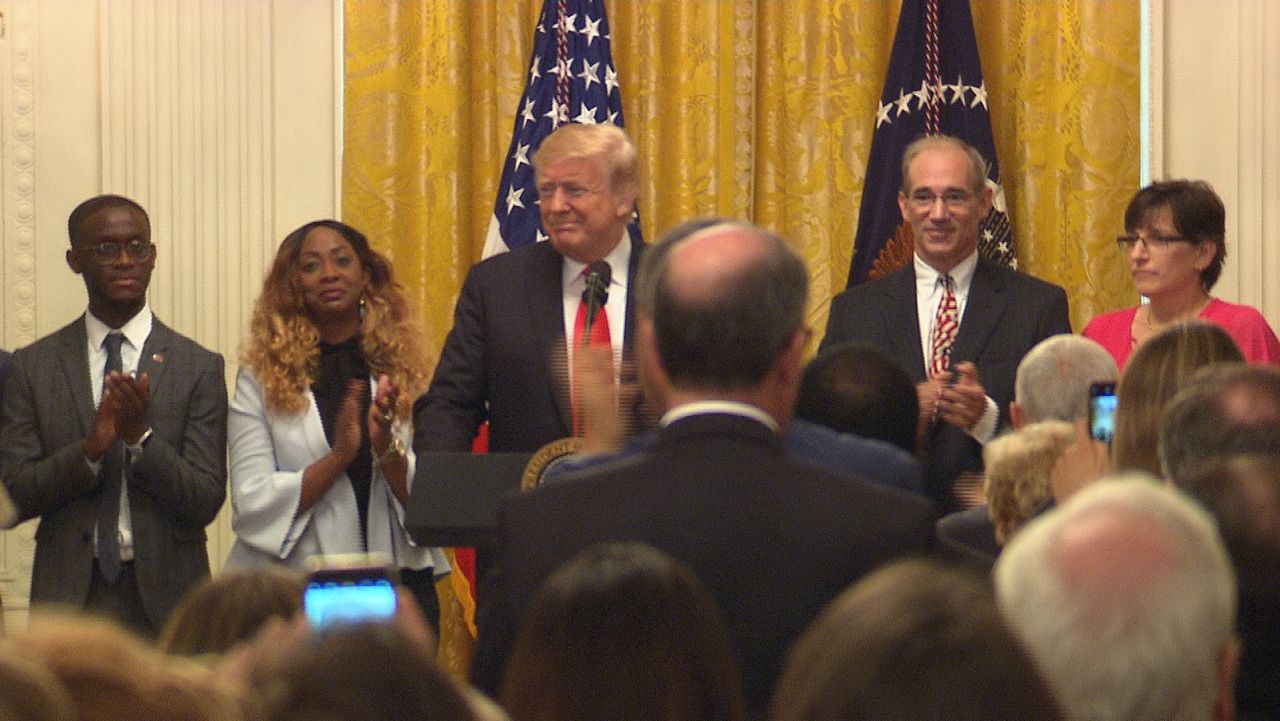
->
[[1151, 0, 1280, 325], [0, 0, 338, 625]]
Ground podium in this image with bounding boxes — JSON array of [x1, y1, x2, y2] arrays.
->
[[405, 452, 533, 548]]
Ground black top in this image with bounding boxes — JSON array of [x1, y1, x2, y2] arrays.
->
[[311, 336, 372, 548]]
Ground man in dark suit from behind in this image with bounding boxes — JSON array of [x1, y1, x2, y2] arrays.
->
[[472, 221, 935, 716], [0, 195, 227, 634], [821, 135, 1071, 512]]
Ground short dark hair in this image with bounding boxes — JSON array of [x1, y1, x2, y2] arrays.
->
[[638, 221, 808, 390], [67, 194, 149, 246], [1180, 453, 1280, 715], [773, 558, 1063, 721], [1159, 363, 1280, 483], [500, 542, 746, 721], [796, 342, 919, 453], [1124, 180, 1227, 291], [251, 624, 476, 721]]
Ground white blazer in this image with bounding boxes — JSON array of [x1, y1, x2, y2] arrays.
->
[[225, 367, 448, 574]]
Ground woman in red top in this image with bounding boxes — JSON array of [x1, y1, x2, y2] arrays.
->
[[1083, 180, 1280, 368]]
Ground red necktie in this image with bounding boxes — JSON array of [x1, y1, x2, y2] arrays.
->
[[930, 275, 957, 376], [571, 281, 612, 436]]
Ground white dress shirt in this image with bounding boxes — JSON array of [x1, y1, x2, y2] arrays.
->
[[561, 230, 631, 382], [912, 252, 999, 444], [85, 306, 154, 561]]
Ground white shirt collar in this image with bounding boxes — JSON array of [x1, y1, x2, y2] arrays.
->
[[660, 400, 780, 432], [85, 305, 154, 353], [913, 249, 978, 296], [560, 230, 632, 292]]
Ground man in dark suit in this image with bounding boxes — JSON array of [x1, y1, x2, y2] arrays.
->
[[0, 195, 227, 634], [472, 221, 935, 715], [414, 123, 645, 454], [822, 135, 1071, 512]]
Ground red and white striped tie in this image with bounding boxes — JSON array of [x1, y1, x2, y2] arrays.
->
[[930, 274, 957, 376]]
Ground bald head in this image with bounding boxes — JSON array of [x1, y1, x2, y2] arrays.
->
[[637, 220, 808, 392], [996, 476, 1236, 721]]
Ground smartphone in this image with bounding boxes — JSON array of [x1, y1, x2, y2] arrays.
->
[[304, 558, 398, 629], [1088, 382, 1117, 443]]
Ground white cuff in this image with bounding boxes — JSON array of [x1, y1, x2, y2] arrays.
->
[[965, 395, 1000, 444]]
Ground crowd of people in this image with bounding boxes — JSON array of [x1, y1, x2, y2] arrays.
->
[[0, 121, 1277, 721]]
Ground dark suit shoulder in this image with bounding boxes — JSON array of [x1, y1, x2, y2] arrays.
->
[[13, 318, 86, 357], [149, 319, 223, 362], [467, 238, 561, 279], [980, 257, 1066, 296]]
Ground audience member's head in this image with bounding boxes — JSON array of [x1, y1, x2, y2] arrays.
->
[[795, 342, 919, 453], [1112, 321, 1243, 476], [249, 622, 477, 721], [1159, 363, 1280, 483], [6, 613, 239, 721], [995, 475, 1238, 721], [500, 542, 745, 721], [158, 568, 306, 657], [1011, 334, 1118, 427], [1182, 454, 1280, 718], [984, 420, 1074, 544], [636, 221, 808, 424], [772, 558, 1062, 721], [0, 653, 75, 721]]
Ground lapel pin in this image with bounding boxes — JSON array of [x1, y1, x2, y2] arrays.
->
[[151, 353, 164, 364]]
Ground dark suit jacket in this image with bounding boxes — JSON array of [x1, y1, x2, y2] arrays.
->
[[471, 413, 935, 714], [414, 237, 645, 453], [0, 317, 227, 628], [821, 258, 1070, 511]]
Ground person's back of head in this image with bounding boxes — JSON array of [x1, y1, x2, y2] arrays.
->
[[771, 558, 1062, 721], [7, 613, 238, 721], [1112, 321, 1244, 476], [636, 221, 808, 396], [159, 568, 306, 657], [0, 653, 75, 721], [795, 342, 919, 453], [995, 474, 1237, 721], [1182, 454, 1280, 718], [1159, 363, 1280, 484], [500, 542, 746, 721], [251, 622, 478, 721], [1012, 334, 1118, 426]]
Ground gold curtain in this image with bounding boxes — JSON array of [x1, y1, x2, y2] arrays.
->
[[343, 0, 1139, 675]]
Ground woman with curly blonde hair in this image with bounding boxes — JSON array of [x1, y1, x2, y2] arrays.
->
[[226, 220, 447, 628]]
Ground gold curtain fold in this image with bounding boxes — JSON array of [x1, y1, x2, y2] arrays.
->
[[343, 0, 1139, 677]]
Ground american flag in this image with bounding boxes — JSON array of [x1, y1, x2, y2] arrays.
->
[[846, 0, 1014, 286], [482, 0, 639, 258]]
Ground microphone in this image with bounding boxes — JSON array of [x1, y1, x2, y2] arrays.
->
[[582, 260, 612, 342]]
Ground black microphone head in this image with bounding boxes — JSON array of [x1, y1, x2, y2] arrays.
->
[[585, 260, 612, 301]]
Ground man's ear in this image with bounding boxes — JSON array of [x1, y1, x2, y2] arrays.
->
[[1009, 401, 1025, 429], [1213, 641, 1238, 721], [775, 328, 810, 390], [66, 247, 83, 275]]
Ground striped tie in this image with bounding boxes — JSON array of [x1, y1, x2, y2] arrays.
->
[[930, 274, 957, 376]]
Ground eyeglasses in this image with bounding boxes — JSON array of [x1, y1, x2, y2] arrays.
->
[[906, 189, 974, 210], [1115, 233, 1188, 253], [80, 239, 155, 263]]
